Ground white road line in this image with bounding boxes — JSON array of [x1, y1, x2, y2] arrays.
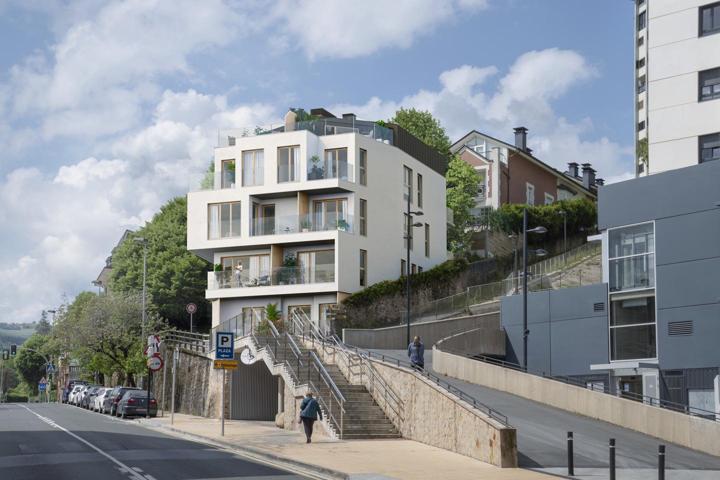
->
[[20, 405, 146, 480]]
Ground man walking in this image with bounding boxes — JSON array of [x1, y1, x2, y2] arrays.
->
[[299, 392, 323, 443], [408, 335, 425, 370]]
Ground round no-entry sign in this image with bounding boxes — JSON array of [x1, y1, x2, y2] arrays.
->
[[186, 303, 197, 314], [147, 356, 164, 371]]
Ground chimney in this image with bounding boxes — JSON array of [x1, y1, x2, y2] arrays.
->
[[284, 109, 298, 132], [342, 113, 356, 121], [595, 178, 605, 187], [513, 127, 528, 152], [567, 162, 579, 178], [582, 163, 596, 190]]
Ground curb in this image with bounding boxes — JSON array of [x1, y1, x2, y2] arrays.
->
[[135, 418, 349, 480]]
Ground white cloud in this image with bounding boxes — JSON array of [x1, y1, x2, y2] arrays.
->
[[330, 48, 632, 180], [54, 157, 128, 188], [271, 0, 488, 60]]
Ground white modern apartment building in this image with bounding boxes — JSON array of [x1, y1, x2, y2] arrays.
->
[[635, 0, 720, 175], [187, 109, 448, 332]]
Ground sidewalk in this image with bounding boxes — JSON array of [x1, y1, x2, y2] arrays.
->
[[138, 413, 552, 480]]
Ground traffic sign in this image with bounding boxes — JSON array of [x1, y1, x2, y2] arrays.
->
[[46, 363, 55, 374], [147, 356, 164, 371], [240, 348, 257, 365], [146, 335, 161, 358], [215, 332, 234, 360], [186, 303, 197, 314], [38, 382, 46, 392], [213, 359, 238, 370]]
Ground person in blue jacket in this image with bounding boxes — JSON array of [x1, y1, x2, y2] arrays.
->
[[299, 392, 323, 443], [408, 335, 425, 370]]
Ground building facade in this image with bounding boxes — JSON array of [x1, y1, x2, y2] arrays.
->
[[635, 0, 720, 175], [187, 109, 448, 332], [501, 160, 720, 414]]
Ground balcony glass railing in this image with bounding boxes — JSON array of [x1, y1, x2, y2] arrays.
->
[[250, 214, 353, 236], [306, 159, 354, 182], [208, 264, 335, 289]]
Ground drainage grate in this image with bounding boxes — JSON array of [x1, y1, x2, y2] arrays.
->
[[668, 320, 693, 336], [593, 302, 605, 312]]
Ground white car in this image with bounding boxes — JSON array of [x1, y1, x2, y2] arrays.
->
[[69, 385, 84, 405], [93, 388, 110, 413]]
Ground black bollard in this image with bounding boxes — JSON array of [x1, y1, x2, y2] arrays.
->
[[658, 445, 665, 480], [567, 431, 574, 476], [609, 438, 616, 480]]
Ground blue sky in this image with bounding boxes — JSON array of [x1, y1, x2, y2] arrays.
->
[[0, 0, 635, 323]]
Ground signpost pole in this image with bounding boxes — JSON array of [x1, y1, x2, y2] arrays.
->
[[221, 369, 226, 437], [146, 367, 152, 419], [171, 346, 178, 425], [161, 344, 167, 417], [190, 312, 194, 334]]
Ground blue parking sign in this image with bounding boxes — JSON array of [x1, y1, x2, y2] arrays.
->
[[216, 332, 234, 360], [38, 382, 46, 392]]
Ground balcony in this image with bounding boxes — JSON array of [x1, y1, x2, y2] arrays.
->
[[250, 214, 354, 236], [208, 264, 335, 290]]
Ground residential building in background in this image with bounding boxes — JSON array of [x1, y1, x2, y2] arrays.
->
[[451, 127, 600, 256], [93, 229, 133, 294], [187, 109, 448, 333], [635, 0, 720, 175]]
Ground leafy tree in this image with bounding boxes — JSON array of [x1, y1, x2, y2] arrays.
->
[[15, 333, 50, 394], [110, 197, 211, 331], [35, 311, 52, 335], [52, 292, 166, 386], [390, 108, 452, 157], [200, 161, 214, 189], [446, 156, 481, 256], [489, 198, 597, 242]]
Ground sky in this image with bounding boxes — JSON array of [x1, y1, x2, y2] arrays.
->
[[0, 0, 635, 323]]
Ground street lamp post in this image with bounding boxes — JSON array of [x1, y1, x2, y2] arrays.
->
[[404, 192, 423, 348], [522, 207, 547, 371]]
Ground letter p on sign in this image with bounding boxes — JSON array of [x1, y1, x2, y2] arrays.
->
[[215, 332, 234, 360]]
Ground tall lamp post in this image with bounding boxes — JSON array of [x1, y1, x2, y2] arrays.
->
[[522, 207, 547, 371], [404, 193, 423, 347]]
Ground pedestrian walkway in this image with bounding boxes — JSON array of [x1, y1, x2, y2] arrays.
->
[[138, 413, 551, 480]]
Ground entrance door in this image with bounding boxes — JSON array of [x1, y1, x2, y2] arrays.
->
[[252, 203, 275, 235]]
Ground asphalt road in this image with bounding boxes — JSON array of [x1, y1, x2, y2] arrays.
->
[[0, 402, 306, 480], [374, 349, 720, 472]]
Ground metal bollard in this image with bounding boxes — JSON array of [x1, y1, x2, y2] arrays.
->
[[567, 431, 574, 476], [609, 438, 616, 480], [658, 445, 665, 480]]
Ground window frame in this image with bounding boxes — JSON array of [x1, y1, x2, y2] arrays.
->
[[242, 149, 264, 186], [208, 201, 241, 239], [607, 221, 656, 294], [277, 145, 300, 183], [359, 198, 367, 236], [700, 1, 720, 37], [359, 249, 367, 287], [424, 223, 430, 257], [699, 132, 720, 163], [525, 182, 535, 205], [417, 173, 423, 208], [638, 10, 646, 30], [221, 159, 236, 189], [403, 165, 413, 203], [359, 149, 367, 185], [609, 293, 657, 361], [699, 67, 720, 102]]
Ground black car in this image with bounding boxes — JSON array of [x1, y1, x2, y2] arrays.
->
[[104, 386, 141, 416], [116, 390, 157, 418], [81, 386, 101, 409]]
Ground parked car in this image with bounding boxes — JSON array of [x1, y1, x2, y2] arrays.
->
[[63, 380, 87, 404], [68, 385, 84, 405], [71, 385, 88, 406], [80, 385, 100, 409], [93, 388, 110, 412], [116, 390, 157, 418], [104, 386, 140, 416]]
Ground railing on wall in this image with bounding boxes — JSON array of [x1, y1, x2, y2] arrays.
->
[[165, 330, 210, 354]]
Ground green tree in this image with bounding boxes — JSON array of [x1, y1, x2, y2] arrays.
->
[[390, 108, 452, 157], [35, 311, 52, 335], [110, 197, 211, 330], [200, 161, 214, 189], [446, 156, 481, 256], [15, 333, 50, 394]]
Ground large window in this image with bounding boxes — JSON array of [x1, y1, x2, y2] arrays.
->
[[319, 148, 348, 180], [221, 159, 235, 188], [220, 254, 270, 287], [242, 150, 264, 186], [700, 133, 720, 163], [610, 295, 656, 360], [277, 146, 300, 182], [359, 199, 367, 236], [608, 222, 655, 292], [208, 202, 241, 239], [313, 198, 349, 231], [700, 2, 720, 36], [298, 249, 334, 283], [359, 149, 367, 185], [403, 166, 413, 202], [359, 249, 367, 287]]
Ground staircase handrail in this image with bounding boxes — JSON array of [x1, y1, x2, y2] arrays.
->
[[308, 351, 346, 438]]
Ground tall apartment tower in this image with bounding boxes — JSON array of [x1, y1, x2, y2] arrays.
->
[[634, 0, 720, 176], [187, 109, 448, 333]]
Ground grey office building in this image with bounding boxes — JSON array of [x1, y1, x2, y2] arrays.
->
[[501, 160, 720, 414]]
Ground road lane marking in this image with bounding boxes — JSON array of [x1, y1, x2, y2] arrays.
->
[[20, 405, 146, 480]]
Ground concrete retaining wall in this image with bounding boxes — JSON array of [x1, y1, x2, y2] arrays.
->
[[433, 327, 505, 357], [313, 344, 517, 467], [433, 348, 720, 457], [342, 311, 502, 350]]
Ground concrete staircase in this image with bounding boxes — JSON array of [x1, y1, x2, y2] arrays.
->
[[255, 334, 400, 439]]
